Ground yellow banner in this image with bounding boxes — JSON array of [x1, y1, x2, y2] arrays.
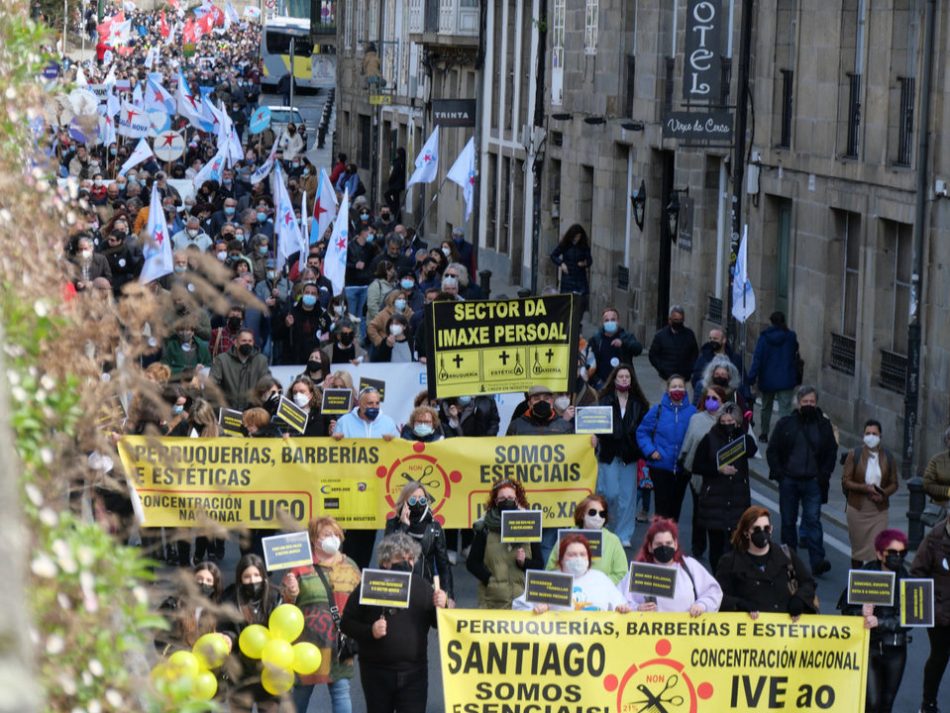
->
[[437, 610, 869, 713], [117, 435, 596, 529]]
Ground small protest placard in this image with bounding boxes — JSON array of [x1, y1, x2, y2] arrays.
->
[[321, 388, 354, 415], [262, 531, 313, 571], [847, 570, 895, 606], [217, 408, 244, 437], [524, 570, 574, 608], [628, 562, 678, 599], [574, 406, 614, 435], [359, 568, 412, 609], [359, 377, 386, 401], [900, 579, 935, 627], [556, 529, 604, 559], [501, 510, 543, 543], [716, 436, 747, 469], [276, 396, 308, 434]]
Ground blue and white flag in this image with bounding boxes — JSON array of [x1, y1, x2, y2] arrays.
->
[[407, 126, 439, 187], [145, 76, 175, 114], [192, 147, 227, 188], [273, 164, 307, 271], [140, 182, 173, 283], [446, 136, 476, 220], [324, 190, 350, 296], [731, 225, 756, 323]]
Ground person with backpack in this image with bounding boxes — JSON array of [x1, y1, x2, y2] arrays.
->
[[841, 420, 899, 569], [715, 506, 818, 618]]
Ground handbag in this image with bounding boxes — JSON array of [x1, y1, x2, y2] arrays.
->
[[313, 565, 359, 661]]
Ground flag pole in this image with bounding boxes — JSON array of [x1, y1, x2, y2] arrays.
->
[[413, 174, 449, 237]]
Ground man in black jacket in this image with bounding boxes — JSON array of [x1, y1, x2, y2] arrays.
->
[[648, 305, 699, 381], [342, 534, 447, 713], [766, 386, 837, 576]]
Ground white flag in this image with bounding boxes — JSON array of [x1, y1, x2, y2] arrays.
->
[[175, 71, 207, 130], [731, 225, 756, 322], [119, 137, 153, 175], [250, 145, 278, 184], [117, 101, 149, 138], [311, 168, 338, 243], [446, 136, 476, 220], [273, 164, 307, 272], [75, 65, 88, 87], [192, 147, 227, 188], [407, 126, 440, 187], [301, 190, 309, 249], [140, 182, 173, 283], [324, 191, 350, 296], [98, 112, 116, 147]]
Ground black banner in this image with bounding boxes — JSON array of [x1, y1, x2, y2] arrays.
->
[[683, 0, 722, 101], [432, 99, 477, 127], [662, 110, 734, 142]]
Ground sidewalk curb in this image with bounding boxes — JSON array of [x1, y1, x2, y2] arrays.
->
[[747, 467, 851, 531]]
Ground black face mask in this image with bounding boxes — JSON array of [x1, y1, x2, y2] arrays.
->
[[307, 360, 323, 374], [237, 343, 253, 357], [652, 545, 676, 564], [798, 405, 818, 421], [496, 498, 517, 511], [531, 401, 552, 421], [339, 333, 354, 346], [884, 552, 905, 571], [388, 561, 413, 572], [227, 317, 242, 331], [670, 321, 684, 331], [712, 376, 730, 387], [199, 583, 216, 599], [408, 501, 428, 521], [750, 529, 771, 549], [240, 581, 264, 600], [705, 340, 723, 353]]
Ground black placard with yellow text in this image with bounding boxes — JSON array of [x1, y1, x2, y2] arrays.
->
[[424, 295, 579, 398]]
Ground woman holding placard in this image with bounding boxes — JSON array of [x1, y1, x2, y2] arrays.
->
[[282, 517, 361, 713], [467, 479, 544, 609], [691, 403, 758, 570], [618, 517, 722, 615], [544, 494, 628, 584], [837, 528, 910, 713], [517, 534, 629, 612]]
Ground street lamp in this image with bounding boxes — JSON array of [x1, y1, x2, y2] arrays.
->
[[630, 179, 646, 231], [665, 188, 688, 241]]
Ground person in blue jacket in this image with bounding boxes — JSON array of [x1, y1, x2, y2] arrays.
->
[[747, 311, 800, 442], [636, 375, 696, 522]]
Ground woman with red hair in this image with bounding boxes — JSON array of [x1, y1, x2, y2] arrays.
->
[[514, 534, 630, 613], [619, 517, 722, 616]]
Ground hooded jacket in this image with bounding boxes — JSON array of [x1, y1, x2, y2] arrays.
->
[[209, 344, 272, 410], [748, 325, 799, 392], [635, 393, 697, 472]]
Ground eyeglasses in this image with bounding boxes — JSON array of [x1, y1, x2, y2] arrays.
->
[[884, 549, 906, 557], [751, 525, 772, 534], [408, 495, 427, 506], [587, 509, 606, 518]]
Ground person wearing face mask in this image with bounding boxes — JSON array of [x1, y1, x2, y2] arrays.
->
[[747, 311, 801, 443], [161, 318, 212, 381], [691, 327, 744, 398], [842, 420, 898, 569], [284, 376, 331, 437], [544, 495, 629, 584], [910, 517, 950, 713], [691, 403, 758, 570], [281, 517, 361, 713], [648, 305, 699, 382], [276, 282, 331, 364], [766, 385, 838, 576], [342, 534, 448, 713], [209, 329, 272, 410], [70, 235, 112, 291], [635, 375, 697, 521], [367, 289, 413, 351], [700, 356, 751, 427], [506, 385, 573, 436], [620, 518, 722, 615], [467, 480, 544, 609], [595, 365, 651, 548], [156, 561, 227, 655], [549, 223, 593, 318], [210, 306, 247, 359], [677, 386, 728, 559], [715, 506, 817, 619], [837, 529, 910, 713], [171, 216, 212, 253], [326, 320, 367, 365], [400, 406, 443, 443], [385, 481, 454, 601], [297, 348, 327, 387], [372, 313, 414, 363], [517, 535, 629, 613], [220, 554, 282, 713], [366, 259, 397, 323], [585, 308, 643, 390]]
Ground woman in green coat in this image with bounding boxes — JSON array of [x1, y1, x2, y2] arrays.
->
[[545, 494, 629, 584]]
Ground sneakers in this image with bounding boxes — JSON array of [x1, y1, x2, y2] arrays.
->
[[919, 702, 940, 713], [813, 560, 832, 576]]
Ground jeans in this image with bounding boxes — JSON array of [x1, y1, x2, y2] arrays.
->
[[597, 458, 637, 543], [344, 285, 369, 339], [540, 527, 559, 564], [359, 663, 428, 713], [652, 468, 689, 523], [293, 677, 352, 713], [690, 484, 707, 556], [866, 642, 906, 713], [778, 477, 825, 568], [923, 625, 950, 705], [760, 388, 794, 436], [707, 529, 732, 573]]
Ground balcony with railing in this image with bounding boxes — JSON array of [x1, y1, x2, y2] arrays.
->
[[408, 0, 479, 46]]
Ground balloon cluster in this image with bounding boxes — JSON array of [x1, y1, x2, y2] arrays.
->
[[238, 604, 321, 695], [150, 633, 230, 703]]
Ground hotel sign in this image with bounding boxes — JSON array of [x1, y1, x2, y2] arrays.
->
[[662, 110, 734, 142], [683, 0, 722, 102]]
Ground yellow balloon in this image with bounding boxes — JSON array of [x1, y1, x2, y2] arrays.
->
[[261, 638, 295, 670], [168, 650, 201, 677], [261, 665, 294, 695], [292, 642, 322, 675], [238, 624, 271, 659], [193, 670, 218, 701], [193, 633, 230, 669], [268, 604, 305, 642]]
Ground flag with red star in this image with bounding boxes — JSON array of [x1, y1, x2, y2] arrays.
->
[[145, 77, 175, 114], [140, 182, 173, 283], [447, 136, 476, 220], [407, 126, 440, 187], [324, 190, 350, 296], [274, 164, 307, 272], [311, 168, 338, 244], [117, 100, 149, 138], [119, 137, 154, 176]]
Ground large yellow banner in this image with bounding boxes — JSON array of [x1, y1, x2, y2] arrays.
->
[[117, 435, 596, 529], [438, 610, 869, 713]]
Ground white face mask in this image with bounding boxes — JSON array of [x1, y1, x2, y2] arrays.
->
[[390, 324, 404, 336], [319, 535, 341, 555], [562, 557, 588, 577], [216, 250, 228, 261], [334, 305, 345, 316], [583, 514, 605, 530], [80, 249, 93, 260], [554, 396, 570, 412], [293, 392, 311, 408], [863, 434, 881, 449]]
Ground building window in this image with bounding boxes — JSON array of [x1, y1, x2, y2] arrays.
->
[[845, 72, 862, 158], [584, 0, 598, 55], [552, 0, 565, 105], [886, 221, 912, 355], [369, 0, 378, 40], [778, 69, 794, 148], [624, 54, 636, 116], [840, 211, 860, 338], [358, 114, 371, 169], [344, 0, 353, 50], [896, 76, 915, 166], [356, 0, 366, 45]]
